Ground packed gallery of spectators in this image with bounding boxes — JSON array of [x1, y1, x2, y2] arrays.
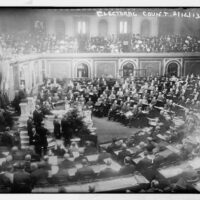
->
[[1, 8, 200, 193]]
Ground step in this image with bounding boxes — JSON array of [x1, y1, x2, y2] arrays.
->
[[20, 133, 28, 137], [21, 145, 29, 149], [21, 140, 29, 144], [20, 130, 28, 134], [20, 138, 29, 143], [20, 137, 29, 141], [20, 135, 29, 139]]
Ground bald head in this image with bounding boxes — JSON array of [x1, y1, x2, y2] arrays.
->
[[121, 143, 127, 150], [31, 163, 38, 171], [25, 154, 31, 161], [64, 153, 70, 159]]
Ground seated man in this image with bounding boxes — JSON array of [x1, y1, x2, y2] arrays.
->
[[11, 146, 26, 161], [25, 146, 40, 162], [30, 163, 49, 188], [69, 142, 80, 155], [107, 138, 121, 153], [86, 97, 93, 109], [84, 141, 98, 155], [108, 100, 118, 120], [4, 155, 14, 168], [60, 153, 75, 169], [136, 151, 152, 168], [39, 156, 51, 171], [24, 154, 32, 173], [0, 165, 11, 193], [152, 149, 165, 167], [117, 144, 131, 164], [1, 127, 14, 148], [97, 149, 112, 164], [136, 151, 154, 181], [98, 160, 118, 179], [12, 162, 32, 193], [119, 156, 135, 175], [146, 179, 163, 193], [75, 159, 95, 181], [145, 137, 156, 153], [51, 168, 69, 185], [52, 142, 66, 157]]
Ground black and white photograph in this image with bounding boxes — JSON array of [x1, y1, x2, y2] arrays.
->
[[1, 6, 200, 194]]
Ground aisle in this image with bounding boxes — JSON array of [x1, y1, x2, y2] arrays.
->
[[92, 117, 140, 143]]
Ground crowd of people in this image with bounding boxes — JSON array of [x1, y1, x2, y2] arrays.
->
[[1, 32, 200, 59], [1, 73, 200, 192], [87, 34, 200, 53]]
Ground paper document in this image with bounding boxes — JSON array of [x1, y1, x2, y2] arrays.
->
[[86, 154, 99, 162]]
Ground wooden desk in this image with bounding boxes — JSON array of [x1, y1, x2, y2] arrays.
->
[[32, 174, 149, 193], [132, 157, 143, 164], [113, 150, 122, 156], [68, 164, 107, 176], [158, 149, 174, 159], [158, 163, 187, 179], [158, 157, 200, 179], [85, 154, 99, 162], [157, 134, 168, 141], [166, 145, 181, 155], [113, 148, 138, 156], [65, 176, 139, 192]]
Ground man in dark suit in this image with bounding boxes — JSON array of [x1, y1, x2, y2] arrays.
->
[[30, 128, 42, 156], [108, 100, 118, 120], [75, 159, 95, 180], [119, 156, 135, 175], [84, 141, 98, 155], [33, 105, 43, 126], [52, 143, 66, 157], [11, 146, 26, 161], [98, 160, 118, 178], [12, 162, 32, 193], [153, 153, 165, 168], [36, 122, 48, 155], [24, 154, 31, 173], [1, 127, 14, 148], [0, 165, 11, 193], [86, 97, 93, 109], [107, 138, 120, 153], [136, 151, 154, 181], [39, 156, 51, 171], [27, 116, 34, 145], [24, 146, 40, 162], [53, 115, 61, 139], [59, 153, 75, 169], [30, 163, 49, 188], [117, 144, 131, 164], [51, 168, 69, 185], [97, 149, 112, 164], [136, 151, 152, 169], [61, 115, 72, 144]]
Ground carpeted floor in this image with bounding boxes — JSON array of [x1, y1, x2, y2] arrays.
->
[[92, 117, 140, 143], [52, 105, 140, 143]]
